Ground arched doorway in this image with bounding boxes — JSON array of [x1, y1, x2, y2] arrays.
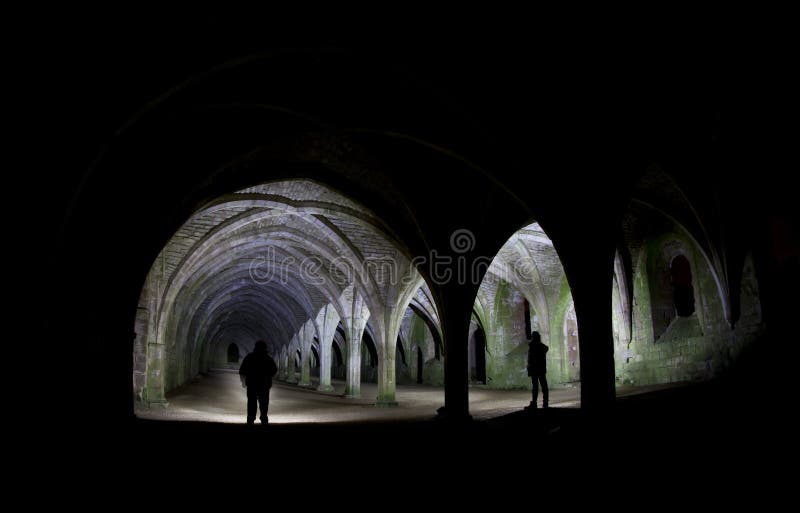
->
[[131, 178, 432, 411], [361, 331, 379, 383], [310, 345, 320, 378], [470, 327, 487, 384], [226, 343, 239, 364], [671, 255, 695, 317], [397, 301, 444, 386], [470, 221, 577, 402], [331, 339, 345, 380]]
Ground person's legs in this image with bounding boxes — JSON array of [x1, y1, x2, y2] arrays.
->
[[257, 388, 270, 423], [540, 375, 549, 408], [246, 389, 257, 424], [531, 375, 539, 408]]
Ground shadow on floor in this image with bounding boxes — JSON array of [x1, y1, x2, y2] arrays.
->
[[125, 377, 776, 455], [48, 366, 788, 491]]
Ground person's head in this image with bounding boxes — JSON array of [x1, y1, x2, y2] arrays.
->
[[529, 331, 541, 343], [254, 340, 267, 352]]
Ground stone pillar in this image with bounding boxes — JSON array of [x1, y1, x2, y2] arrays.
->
[[279, 347, 288, 381], [375, 307, 401, 407], [548, 219, 617, 413], [286, 337, 299, 384], [438, 285, 473, 421], [344, 292, 370, 399], [145, 342, 168, 406], [317, 343, 334, 392], [442, 320, 469, 419], [316, 304, 340, 392], [575, 274, 616, 413], [286, 355, 299, 383], [299, 348, 312, 386], [376, 345, 397, 406], [140, 263, 167, 406], [373, 269, 423, 406], [344, 325, 365, 398], [614, 250, 633, 345], [298, 322, 314, 387]]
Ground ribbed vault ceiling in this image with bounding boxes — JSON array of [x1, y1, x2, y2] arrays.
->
[[149, 179, 434, 358]]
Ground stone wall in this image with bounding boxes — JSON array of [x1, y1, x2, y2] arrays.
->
[[472, 221, 579, 390], [402, 310, 443, 386], [615, 232, 766, 386]]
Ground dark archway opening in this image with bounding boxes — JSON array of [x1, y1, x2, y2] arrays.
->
[[408, 304, 443, 361], [396, 337, 406, 366], [311, 346, 322, 372], [226, 343, 239, 364], [332, 340, 343, 367], [671, 255, 695, 317], [333, 324, 347, 380], [363, 332, 378, 368]]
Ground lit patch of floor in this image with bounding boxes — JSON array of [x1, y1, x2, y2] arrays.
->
[[136, 370, 676, 424]]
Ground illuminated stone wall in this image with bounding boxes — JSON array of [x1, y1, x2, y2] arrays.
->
[[613, 168, 767, 386], [134, 179, 428, 405], [398, 309, 444, 386], [133, 173, 767, 408], [482, 279, 531, 388], [616, 236, 765, 386], [473, 223, 577, 390]]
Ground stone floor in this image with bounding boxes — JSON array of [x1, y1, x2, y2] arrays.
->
[[135, 369, 677, 424], [75, 369, 779, 487]]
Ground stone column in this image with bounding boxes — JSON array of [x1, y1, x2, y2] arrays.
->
[[279, 346, 288, 381], [141, 263, 167, 406], [375, 307, 401, 407], [286, 336, 299, 384], [316, 304, 340, 392], [145, 342, 168, 406], [298, 322, 314, 387], [614, 250, 633, 346], [299, 349, 312, 386], [344, 292, 370, 399], [344, 325, 365, 398], [286, 354, 299, 383], [317, 343, 334, 392], [438, 284, 473, 421], [575, 273, 616, 413], [376, 345, 397, 406]]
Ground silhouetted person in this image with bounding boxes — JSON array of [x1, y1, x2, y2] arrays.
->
[[239, 340, 278, 425], [526, 331, 549, 410]]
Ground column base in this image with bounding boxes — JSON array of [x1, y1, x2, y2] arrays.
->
[[343, 392, 361, 399], [375, 400, 398, 408], [434, 406, 472, 422], [144, 388, 169, 408], [316, 384, 335, 392], [298, 380, 312, 387]]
